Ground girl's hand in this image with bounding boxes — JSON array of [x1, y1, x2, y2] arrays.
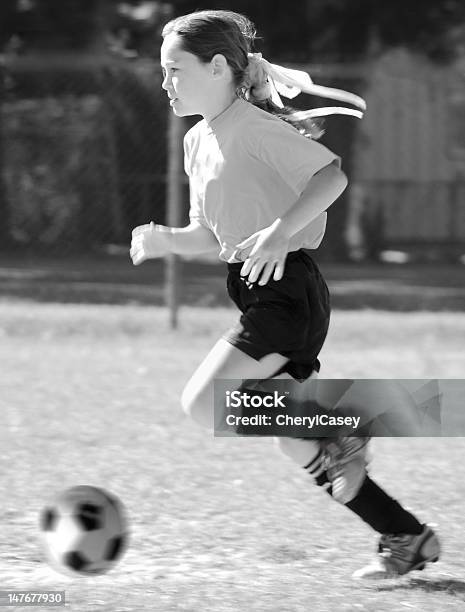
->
[[234, 219, 290, 285], [130, 222, 171, 265]]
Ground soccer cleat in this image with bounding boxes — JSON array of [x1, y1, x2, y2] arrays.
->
[[352, 524, 440, 580], [321, 437, 370, 504]]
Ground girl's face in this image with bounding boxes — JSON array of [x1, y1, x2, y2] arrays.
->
[[160, 33, 234, 118], [160, 33, 213, 116]]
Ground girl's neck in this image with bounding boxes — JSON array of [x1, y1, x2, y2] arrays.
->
[[202, 90, 238, 123]]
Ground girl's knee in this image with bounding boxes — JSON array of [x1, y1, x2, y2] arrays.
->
[[181, 386, 212, 429], [180, 385, 198, 418]]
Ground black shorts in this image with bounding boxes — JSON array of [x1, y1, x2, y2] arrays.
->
[[223, 250, 331, 381]]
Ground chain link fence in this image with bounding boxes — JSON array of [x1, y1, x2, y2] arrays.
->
[[0, 54, 179, 255]]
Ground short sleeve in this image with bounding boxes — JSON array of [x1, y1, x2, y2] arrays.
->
[[256, 119, 341, 196]]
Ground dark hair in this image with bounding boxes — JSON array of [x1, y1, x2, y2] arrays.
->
[[162, 10, 323, 139]]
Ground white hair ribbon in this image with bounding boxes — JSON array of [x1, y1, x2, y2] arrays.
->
[[247, 52, 366, 119]]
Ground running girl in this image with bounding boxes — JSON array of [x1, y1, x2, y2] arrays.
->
[[130, 9, 440, 579]]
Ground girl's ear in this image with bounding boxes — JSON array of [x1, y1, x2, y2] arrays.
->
[[211, 54, 229, 78]]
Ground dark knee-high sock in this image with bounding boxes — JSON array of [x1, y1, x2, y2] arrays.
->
[[342, 476, 423, 535], [235, 385, 423, 536]]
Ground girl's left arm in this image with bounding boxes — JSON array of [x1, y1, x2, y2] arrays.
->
[[236, 163, 347, 285], [278, 162, 347, 238]]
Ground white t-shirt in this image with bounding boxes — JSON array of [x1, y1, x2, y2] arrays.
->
[[184, 97, 341, 263]]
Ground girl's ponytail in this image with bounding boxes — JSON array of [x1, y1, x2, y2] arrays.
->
[[241, 54, 325, 140], [240, 52, 365, 140]]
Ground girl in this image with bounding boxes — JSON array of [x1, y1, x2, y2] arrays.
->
[[130, 10, 440, 579]]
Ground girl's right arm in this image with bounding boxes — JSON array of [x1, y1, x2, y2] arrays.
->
[[130, 221, 219, 266]]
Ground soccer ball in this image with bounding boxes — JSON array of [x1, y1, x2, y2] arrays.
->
[[40, 485, 128, 576]]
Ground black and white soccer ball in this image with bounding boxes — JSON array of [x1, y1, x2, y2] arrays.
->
[[40, 485, 128, 576]]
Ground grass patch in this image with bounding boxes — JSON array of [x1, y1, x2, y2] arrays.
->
[[1, 303, 465, 611]]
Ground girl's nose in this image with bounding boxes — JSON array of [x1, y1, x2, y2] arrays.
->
[[161, 73, 170, 90]]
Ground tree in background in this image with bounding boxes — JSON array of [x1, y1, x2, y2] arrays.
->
[[0, 1, 171, 55], [0, 1, 172, 251], [305, 0, 465, 64]]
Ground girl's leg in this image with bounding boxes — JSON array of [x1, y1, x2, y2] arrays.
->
[[184, 345, 438, 577], [181, 338, 289, 429], [273, 376, 426, 541]]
